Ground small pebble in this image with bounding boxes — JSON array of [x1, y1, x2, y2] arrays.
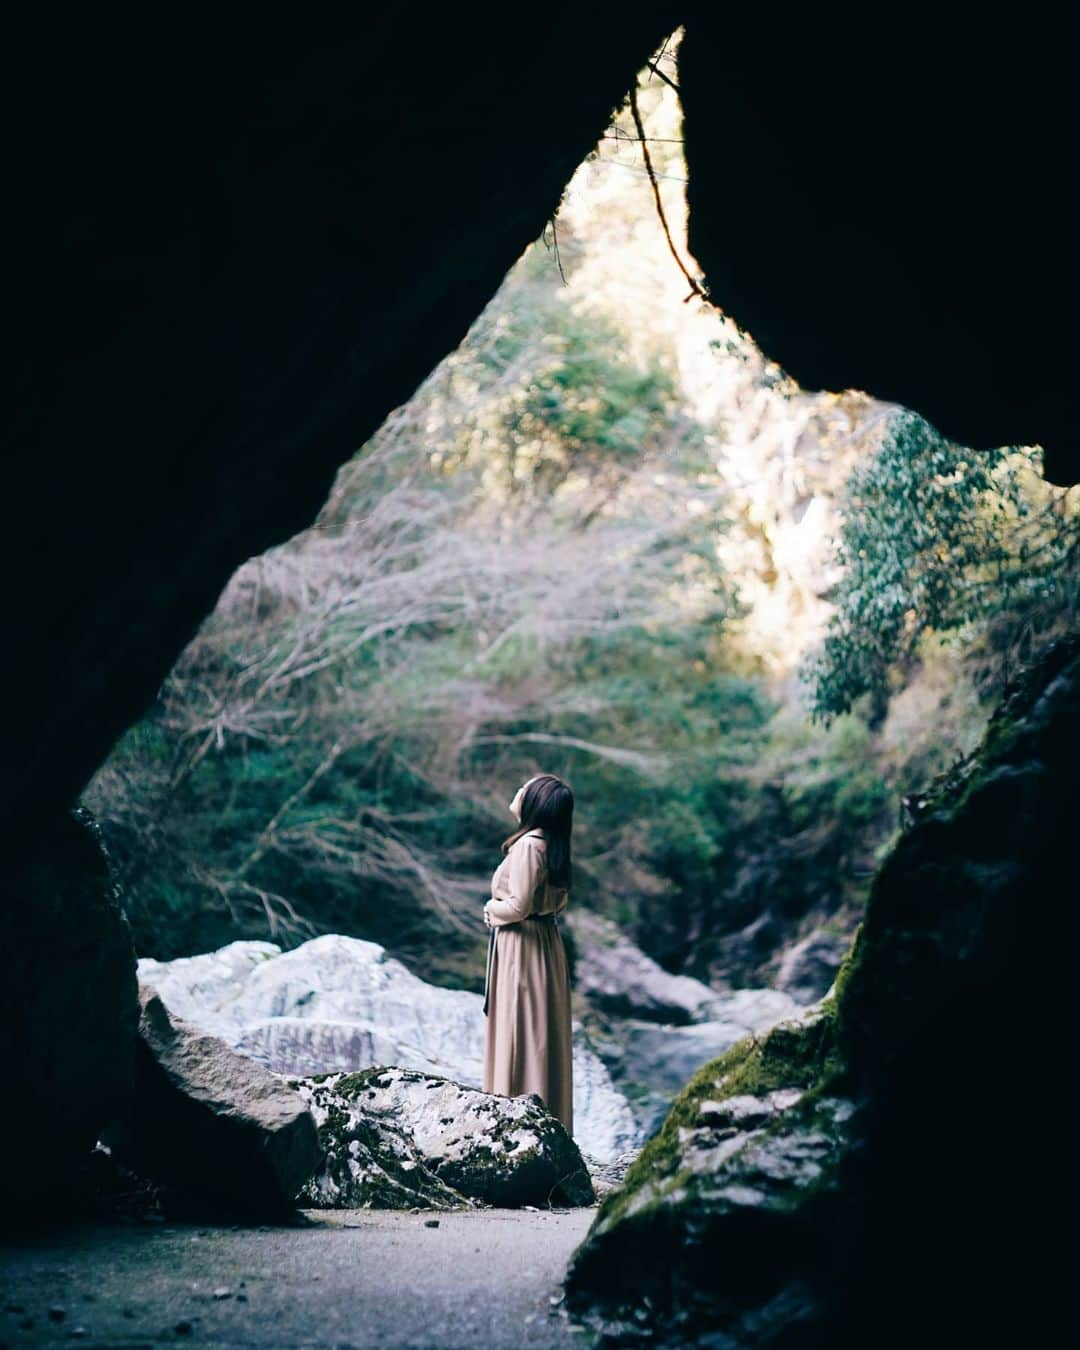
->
[[424, 1219, 440, 1228], [175, 1320, 193, 1336], [212, 1288, 232, 1300], [48, 1307, 66, 1322], [236, 1293, 248, 1303], [67, 1328, 87, 1339]]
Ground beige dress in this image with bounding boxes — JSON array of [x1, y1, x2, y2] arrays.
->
[[482, 828, 573, 1136]]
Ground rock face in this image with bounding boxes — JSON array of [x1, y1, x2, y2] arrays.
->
[[3, 14, 674, 891], [0, 807, 138, 1211], [680, 17, 1079, 484], [294, 1067, 594, 1210], [565, 1002, 848, 1340], [564, 639, 1080, 1347], [107, 984, 322, 1218], [138, 933, 640, 1163]]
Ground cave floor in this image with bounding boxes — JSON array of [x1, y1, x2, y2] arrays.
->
[[0, 1207, 598, 1348]]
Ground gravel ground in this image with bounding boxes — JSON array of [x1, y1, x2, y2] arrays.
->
[[0, 1208, 599, 1348]]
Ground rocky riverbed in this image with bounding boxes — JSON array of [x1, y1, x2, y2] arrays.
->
[[137, 920, 810, 1167]]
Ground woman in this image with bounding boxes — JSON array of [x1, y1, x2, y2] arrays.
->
[[482, 773, 574, 1136]]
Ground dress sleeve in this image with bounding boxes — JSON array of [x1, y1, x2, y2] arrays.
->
[[484, 837, 544, 925]]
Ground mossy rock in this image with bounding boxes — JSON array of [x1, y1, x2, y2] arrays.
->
[[564, 1002, 852, 1340], [563, 637, 1080, 1347], [293, 1066, 594, 1210]]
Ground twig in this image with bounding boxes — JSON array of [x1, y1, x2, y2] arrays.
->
[[645, 59, 681, 94], [628, 85, 703, 303], [546, 215, 567, 285]]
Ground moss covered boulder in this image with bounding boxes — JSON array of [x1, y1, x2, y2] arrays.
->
[[293, 1067, 595, 1210], [564, 1002, 853, 1341], [564, 637, 1080, 1347]]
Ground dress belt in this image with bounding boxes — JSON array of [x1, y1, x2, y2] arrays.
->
[[483, 910, 560, 1016]]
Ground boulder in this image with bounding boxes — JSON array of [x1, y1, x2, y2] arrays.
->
[[107, 984, 322, 1219], [563, 639, 1080, 1347], [774, 926, 853, 1004], [293, 1066, 595, 1209], [565, 909, 723, 1024], [0, 806, 138, 1211], [564, 1002, 850, 1342], [139, 933, 640, 1163]]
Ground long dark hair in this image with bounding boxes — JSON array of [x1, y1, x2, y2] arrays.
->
[[502, 774, 574, 890]]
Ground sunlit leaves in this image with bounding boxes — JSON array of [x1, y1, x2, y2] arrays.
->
[[804, 409, 1079, 723]]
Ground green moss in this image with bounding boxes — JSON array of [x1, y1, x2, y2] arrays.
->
[[594, 1002, 840, 1232], [828, 925, 862, 1007]]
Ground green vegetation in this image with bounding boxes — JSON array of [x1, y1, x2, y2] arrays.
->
[[82, 69, 1078, 996], [804, 408, 1079, 726]]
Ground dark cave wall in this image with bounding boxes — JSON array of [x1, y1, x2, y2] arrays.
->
[[3, 7, 1079, 1214], [2, 9, 679, 870], [0, 8, 679, 1202], [679, 13, 1080, 485], [7, 8, 1078, 899]]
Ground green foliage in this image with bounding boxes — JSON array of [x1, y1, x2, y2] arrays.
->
[[804, 408, 1079, 724]]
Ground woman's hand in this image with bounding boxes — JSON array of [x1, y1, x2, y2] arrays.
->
[[483, 905, 493, 928]]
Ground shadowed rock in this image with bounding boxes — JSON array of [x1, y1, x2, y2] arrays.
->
[[108, 985, 322, 1219], [0, 807, 138, 1212], [293, 1066, 594, 1210], [564, 638, 1080, 1347]]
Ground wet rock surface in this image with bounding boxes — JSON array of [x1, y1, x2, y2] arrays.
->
[[293, 1066, 594, 1210], [106, 985, 322, 1219]]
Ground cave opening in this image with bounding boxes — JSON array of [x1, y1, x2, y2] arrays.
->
[[4, 16, 1079, 1347]]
